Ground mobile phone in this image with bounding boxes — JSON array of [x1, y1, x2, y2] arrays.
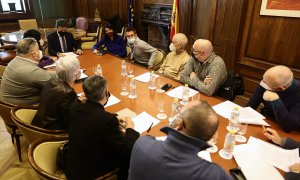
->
[[161, 83, 172, 91]]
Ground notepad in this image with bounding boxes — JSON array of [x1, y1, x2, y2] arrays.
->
[[134, 72, 159, 83], [166, 86, 199, 99], [132, 112, 160, 133]]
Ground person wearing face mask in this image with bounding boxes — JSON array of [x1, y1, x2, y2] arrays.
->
[[180, 39, 227, 96], [23, 29, 56, 69], [47, 19, 83, 57], [0, 38, 56, 105], [31, 57, 81, 130], [65, 76, 140, 180], [92, 23, 127, 58], [158, 33, 189, 80], [247, 65, 300, 132], [125, 27, 158, 68]]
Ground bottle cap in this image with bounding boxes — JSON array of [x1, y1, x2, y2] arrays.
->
[[229, 130, 235, 135], [185, 84, 188, 87], [233, 106, 239, 111]]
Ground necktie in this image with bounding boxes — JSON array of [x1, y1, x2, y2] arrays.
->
[[62, 36, 67, 52]]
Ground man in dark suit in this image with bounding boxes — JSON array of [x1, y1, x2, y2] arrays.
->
[[65, 76, 140, 180], [47, 19, 83, 57]]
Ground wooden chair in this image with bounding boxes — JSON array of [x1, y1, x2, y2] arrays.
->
[[18, 19, 38, 30], [120, 24, 128, 40], [152, 49, 165, 70], [0, 101, 23, 161], [11, 106, 68, 145]]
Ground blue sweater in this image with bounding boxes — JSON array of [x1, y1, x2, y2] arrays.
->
[[247, 79, 300, 132], [92, 35, 126, 58]]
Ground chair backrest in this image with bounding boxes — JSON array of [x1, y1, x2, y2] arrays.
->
[[0, 100, 17, 130], [18, 19, 38, 30], [28, 137, 68, 180], [0, 51, 16, 66], [120, 24, 128, 40], [76, 17, 88, 31], [96, 25, 104, 42], [152, 49, 165, 70], [11, 106, 68, 145]]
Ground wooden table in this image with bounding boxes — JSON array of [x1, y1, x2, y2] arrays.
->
[[0, 28, 86, 44], [74, 50, 300, 174]]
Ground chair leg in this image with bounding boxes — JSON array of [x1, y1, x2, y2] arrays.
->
[[11, 134, 15, 144], [15, 136, 22, 162]]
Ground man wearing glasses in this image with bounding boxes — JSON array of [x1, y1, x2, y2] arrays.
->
[[180, 39, 227, 96], [0, 38, 55, 105], [247, 65, 300, 132], [128, 100, 231, 180]]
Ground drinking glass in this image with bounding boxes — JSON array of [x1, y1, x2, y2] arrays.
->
[[156, 90, 167, 119], [127, 63, 134, 78], [236, 123, 248, 143], [156, 77, 164, 93], [206, 132, 218, 153]]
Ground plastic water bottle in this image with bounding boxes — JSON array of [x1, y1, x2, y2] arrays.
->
[[228, 106, 240, 132], [121, 60, 127, 76], [129, 77, 137, 99], [95, 64, 102, 76], [181, 84, 189, 105], [169, 98, 180, 125], [219, 130, 236, 159], [149, 71, 156, 89]]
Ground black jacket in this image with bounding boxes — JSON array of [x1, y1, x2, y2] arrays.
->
[[31, 80, 78, 130], [47, 31, 80, 56], [65, 100, 140, 180]]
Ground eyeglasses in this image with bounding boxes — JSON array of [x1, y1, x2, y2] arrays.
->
[[26, 38, 36, 52], [191, 47, 203, 55]]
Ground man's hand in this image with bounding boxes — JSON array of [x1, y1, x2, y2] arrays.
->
[[263, 90, 280, 101], [289, 163, 300, 173], [58, 53, 65, 57], [263, 128, 283, 146], [190, 72, 196, 80], [117, 116, 135, 129], [76, 49, 83, 55], [93, 49, 98, 54], [78, 93, 86, 103], [204, 75, 213, 84]]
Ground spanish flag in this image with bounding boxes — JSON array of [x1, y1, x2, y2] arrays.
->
[[170, 0, 179, 40]]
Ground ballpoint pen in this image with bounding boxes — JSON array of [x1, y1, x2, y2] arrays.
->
[[147, 122, 153, 133]]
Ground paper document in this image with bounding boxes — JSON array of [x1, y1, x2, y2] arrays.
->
[[132, 112, 160, 133], [247, 136, 300, 172], [116, 108, 137, 118], [156, 136, 167, 141], [212, 101, 270, 126], [61, 52, 79, 58], [79, 72, 88, 80], [76, 93, 121, 108], [166, 86, 199, 99], [134, 72, 159, 83], [234, 144, 283, 180], [44, 62, 56, 69], [197, 151, 212, 162]]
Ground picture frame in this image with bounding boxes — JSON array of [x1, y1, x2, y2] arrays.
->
[[260, 0, 300, 18]]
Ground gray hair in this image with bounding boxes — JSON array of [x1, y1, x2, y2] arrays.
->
[[173, 33, 188, 49], [56, 57, 80, 83], [56, 18, 67, 28], [83, 76, 108, 102], [16, 38, 38, 55], [182, 100, 218, 141]]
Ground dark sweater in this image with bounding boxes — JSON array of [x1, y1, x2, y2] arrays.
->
[[247, 79, 300, 132]]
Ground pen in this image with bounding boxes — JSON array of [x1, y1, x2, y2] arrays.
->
[[262, 125, 266, 132], [147, 122, 153, 133]]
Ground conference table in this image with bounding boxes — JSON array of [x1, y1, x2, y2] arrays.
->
[[0, 28, 86, 44], [73, 50, 300, 175]]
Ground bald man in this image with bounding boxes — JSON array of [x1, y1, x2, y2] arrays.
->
[[128, 100, 231, 180], [247, 65, 300, 132], [158, 33, 190, 80], [180, 39, 227, 96]]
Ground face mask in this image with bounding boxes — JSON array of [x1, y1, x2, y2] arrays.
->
[[169, 43, 176, 51], [103, 90, 111, 106], [58, 31, 66, 36], [39, 50, 43, 60], [127, 37, 136, 45], [39, 39, 44, 47], [106, 32, 113, 37]]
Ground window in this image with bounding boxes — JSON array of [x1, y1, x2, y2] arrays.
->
[[0, 0, 26, 13]]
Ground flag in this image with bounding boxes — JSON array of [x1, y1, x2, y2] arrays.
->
[[128, 0, 134, 27], [170, 0, 179, 40]]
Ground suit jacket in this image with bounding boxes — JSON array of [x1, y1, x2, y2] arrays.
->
[[283, 138, 300, 180], [47, 31, 80, 56], [65, 100, 140, 180]]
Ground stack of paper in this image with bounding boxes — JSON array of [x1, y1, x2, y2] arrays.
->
[[212, 101, 270, 126], [76, 93, 121, 108], [132, 112, 160, 133], [134, 72, 159, 83], [166, 86, 199, 99], [234, 136, 300, 180]]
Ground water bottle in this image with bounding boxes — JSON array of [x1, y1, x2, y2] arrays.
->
[[95, 64, 102, 76], [171, 98, 179, 118], [220, 130, 236, 159], [228, 106, 240, 132], [181, 84, 189, 105], [149, 71, 156, 89], [121, 60, 127, 76], [129, 77, 137, 99]]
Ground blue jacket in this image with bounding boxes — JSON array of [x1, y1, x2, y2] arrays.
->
[[128, 127, 232, 180], [92, 35, 126, 58]]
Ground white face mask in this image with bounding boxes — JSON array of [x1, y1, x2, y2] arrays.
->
[[39, 50, 43, 60], [39, 39, 44, 47], [169, 43, 176, 52], [127, 37, 136, 45]]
